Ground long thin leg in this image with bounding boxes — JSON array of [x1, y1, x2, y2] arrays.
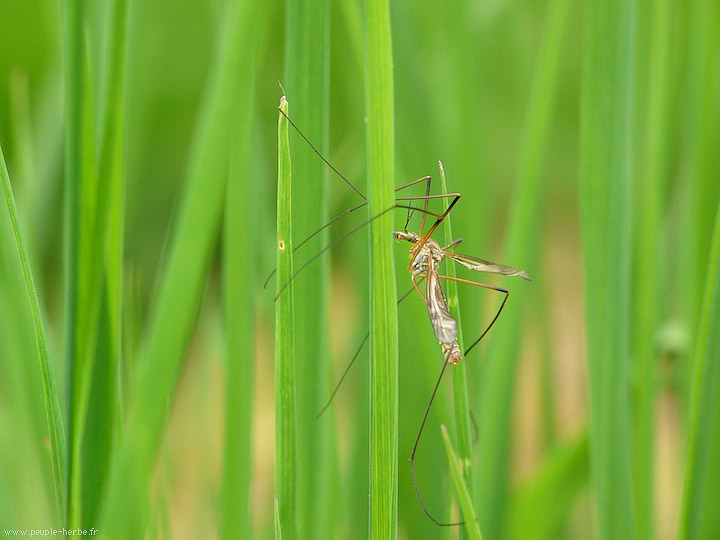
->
[[411, 358, 463, 527], [434, 274, 509, 357]]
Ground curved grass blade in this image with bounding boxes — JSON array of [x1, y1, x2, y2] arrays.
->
[[440, 425, 482, 540], [1, 145, 67, 521]]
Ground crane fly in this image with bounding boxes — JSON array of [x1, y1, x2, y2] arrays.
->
[[391, 175, 530, 525], [271, 104, 531, 527]]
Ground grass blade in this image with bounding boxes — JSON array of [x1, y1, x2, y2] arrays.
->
[[579, 0, 637, 537], [440, 425, 483, 540], [283, 1, 333, 538], [438, 162, 474, 524], [366, 0, 399, 536], [679, 199, 720, 540], [220, 5, 261, 538], [0, 145, 67, 521], [275, 96, 299, 540]]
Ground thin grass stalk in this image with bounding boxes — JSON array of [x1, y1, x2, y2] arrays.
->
[[440, 425, 482, 540], [365, 0, 399, 537], [98, 1, 253, 535], [1, 146, 67, 522], [438, 163, 473, 513], [283, 1, 332, 538], [60, 0, 88, 523], [678, 199, 720, 539], [473, 0, 570, 535], [579, 0, 637, 537], [276, 96, 299, 540]]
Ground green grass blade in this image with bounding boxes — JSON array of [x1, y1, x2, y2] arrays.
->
[[98, 1, 256, 535], [276, 96, 299, 540], [220, 6, 262, 539], [579, 0, 637, 538], [438, 163, 473, 508], [1, 145, 67, 522], [78, 0, 129, 526], [283, 1, 332, 538], [631, 0, 674, 537], [473, 0, 571, 535], [366, 0, 399, 536], [440, 425, 482, 540], [679, 199, 720, 540]]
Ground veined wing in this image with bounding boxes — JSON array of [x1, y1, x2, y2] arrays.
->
[[426, 258, 458, 344], [444, 252, 531, 281]]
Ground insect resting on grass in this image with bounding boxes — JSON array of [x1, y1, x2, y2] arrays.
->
[[270, 104, 531, 526]]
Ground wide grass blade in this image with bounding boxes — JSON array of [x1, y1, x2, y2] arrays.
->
[[220, 5, 261, 538], [1, 146, 67, 521], [579, 0, 637, 537], [275, 96, 299, 540], [98, 1, 257, 535], [366, 0, 399, 536], [440, 425, 482, 540], [283, 1, 333, 538], [678, 199, 720, 539]]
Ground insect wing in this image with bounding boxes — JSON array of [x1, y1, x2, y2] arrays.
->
[[426, 258, 458, 344], [445, 252, 531, 281]]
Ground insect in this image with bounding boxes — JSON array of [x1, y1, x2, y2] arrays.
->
[[272, 105, 531, 526], [391, 177, 530, 525]]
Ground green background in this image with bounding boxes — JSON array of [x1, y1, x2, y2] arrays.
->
[[1, 0, 719, 539]]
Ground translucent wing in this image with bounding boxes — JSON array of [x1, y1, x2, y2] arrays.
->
[[426, 258, 458, 344], [444, 252, 531, 281]]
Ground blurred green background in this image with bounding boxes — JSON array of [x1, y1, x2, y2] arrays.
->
[[1, 0, 719, 539]]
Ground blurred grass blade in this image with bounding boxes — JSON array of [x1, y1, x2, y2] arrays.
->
[[579, 0, 637, 538], [440, 425, 482, 540], [505, 432, 589, 540], [679, 199, 720, 540], [78, 0, 130, 526], [98, 0, 257, 535], [283, 1, 333, 538], [221, 6, 262, 538], [473, 0, 570, 535], [275, 96, 299, 540], [1, 145, 67, 521], [366, 0, 399, 537], [630, 0, 674, 536]]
